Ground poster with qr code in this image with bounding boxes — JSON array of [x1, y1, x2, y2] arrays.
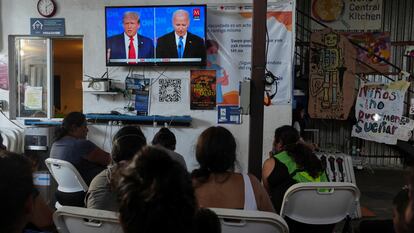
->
[[157, 78, 183, 103], [150, 77, 189, 115], [190, 70, 216, 110]]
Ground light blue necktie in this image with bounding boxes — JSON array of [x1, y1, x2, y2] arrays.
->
[[178, 36, 184, 58]]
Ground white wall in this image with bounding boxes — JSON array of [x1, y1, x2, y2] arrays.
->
[[0, 0, 292, 172]]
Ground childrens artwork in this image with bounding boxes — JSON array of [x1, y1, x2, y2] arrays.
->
[[344, 32, 391, 74], [190, 70, 216, 110], [351, 80, 413, 145], [308, 28, 357, 120]]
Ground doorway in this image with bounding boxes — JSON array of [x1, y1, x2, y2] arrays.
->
[[9, 37, 83, 119], [52, 38, 83, 117]]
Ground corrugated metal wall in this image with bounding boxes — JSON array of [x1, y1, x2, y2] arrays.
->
[[295, 0, 414, 168]]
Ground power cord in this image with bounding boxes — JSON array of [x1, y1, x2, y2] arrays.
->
[[264, 71, 280, 106]]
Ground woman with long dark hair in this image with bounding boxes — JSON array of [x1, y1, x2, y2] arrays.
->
[[192, 126, 273, 212], [86, 125, 146, 211], [116, 146, 197, 233], [50, 112, 110, 206], [262, 125, 327, 212]]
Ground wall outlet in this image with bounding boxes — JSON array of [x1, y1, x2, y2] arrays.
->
[[0, 100, 8, 111]]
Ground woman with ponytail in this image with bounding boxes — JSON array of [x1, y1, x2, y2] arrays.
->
[[262, 125, 328, 213], [50, 112, 111, 206], [191, 126, 273, 212]]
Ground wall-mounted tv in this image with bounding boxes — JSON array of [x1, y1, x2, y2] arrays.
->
[[105, 5, 207, 66]]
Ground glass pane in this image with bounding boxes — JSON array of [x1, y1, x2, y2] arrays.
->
[[15, 38, 48, 118]]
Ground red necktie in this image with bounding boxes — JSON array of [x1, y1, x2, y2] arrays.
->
[[128, 36, 136, 63]]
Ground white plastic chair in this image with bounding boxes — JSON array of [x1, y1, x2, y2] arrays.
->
[[210, 208, 289, 233], [280, 182, 360, 225], [53, 206, 122, 233], [0, 131, 9, 149], [45, 158, 88, 208]]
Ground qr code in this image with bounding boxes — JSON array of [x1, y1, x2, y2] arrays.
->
[[158, 78, 182, 103]]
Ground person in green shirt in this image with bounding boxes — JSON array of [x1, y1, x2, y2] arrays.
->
[[262, 125, 328, 212]]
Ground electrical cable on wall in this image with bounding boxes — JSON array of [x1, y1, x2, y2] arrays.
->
[[263, 23, 279, 106]]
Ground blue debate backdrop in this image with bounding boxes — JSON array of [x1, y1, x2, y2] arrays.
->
[[105, 5, 206, 48], [106, 7, 155, 40], [154, 6, 206, 45]]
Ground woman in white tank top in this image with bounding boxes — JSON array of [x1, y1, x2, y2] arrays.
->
[[191, 126, 274, 212]]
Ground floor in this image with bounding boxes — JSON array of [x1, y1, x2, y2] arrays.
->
[[352, 168, 408, 232]]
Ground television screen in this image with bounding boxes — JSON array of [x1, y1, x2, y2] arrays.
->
[[105, 5, 207, 66]]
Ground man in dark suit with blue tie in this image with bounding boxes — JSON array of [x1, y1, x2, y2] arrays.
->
[[156, 9, 206, 62], [107, 12, 154, 63]]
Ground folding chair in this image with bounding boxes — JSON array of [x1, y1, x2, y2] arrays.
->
[[53, 206, 122, 233], [210, 208, 289, 233], [280, 182, 360, 231], [45, 158, 88, 208]]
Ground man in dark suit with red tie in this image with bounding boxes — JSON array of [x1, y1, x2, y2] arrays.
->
[[107, 12, 154, 63], [156, 9, 206, 62]]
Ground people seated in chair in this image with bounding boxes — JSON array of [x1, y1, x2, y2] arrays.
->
[[191, 126, 274, 212], [86, 126, 147, 211], [50, 112, 111, 206], [262, 125, 328, 213], [115, 146, 201, 233], [152, 127, 187, 169], [0, 150, 54, 233]]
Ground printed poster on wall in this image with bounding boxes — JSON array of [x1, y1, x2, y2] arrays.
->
[[134, 79, 150, 116], [351, 81, 413, 145], [308, 28, 357, 120], [0, 55, 8, 90], [311, 0, 383, 31], [206, 1, 294, 105], [190, 70, 216, 110], [344, 32, 391, 74], [217, 105, 241, 124]]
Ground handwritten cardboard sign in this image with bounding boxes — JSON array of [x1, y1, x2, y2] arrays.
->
[[351, 81, 413, 144]]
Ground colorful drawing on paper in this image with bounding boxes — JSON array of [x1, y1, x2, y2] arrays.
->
[[308, 28, 357, 120], [344, 32, 390, 74]]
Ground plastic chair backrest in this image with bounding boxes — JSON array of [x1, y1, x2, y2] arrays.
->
[[280, 182, 360, 225], [1, 128, 17, 152], [45, 158, 88, 193], [53, 206, 122, 233], [316, 152, 361, 218], [210, 208, 289, 233], [1, 131, 10, 149]]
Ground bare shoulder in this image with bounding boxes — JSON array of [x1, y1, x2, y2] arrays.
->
[[247, 173, 260, 183], [262, 157, 276, 176]]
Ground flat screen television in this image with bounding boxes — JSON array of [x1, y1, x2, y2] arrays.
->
[[105, 5, 207, 66]]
